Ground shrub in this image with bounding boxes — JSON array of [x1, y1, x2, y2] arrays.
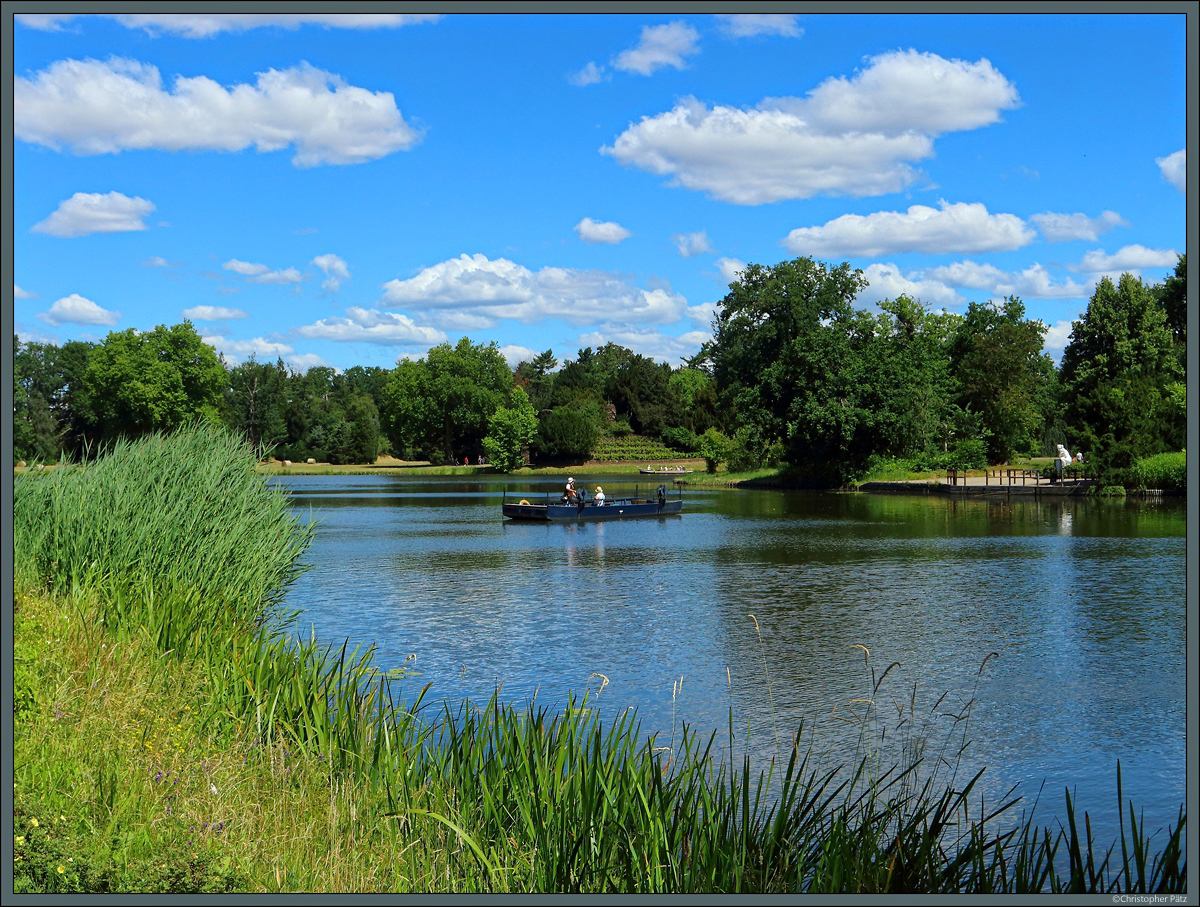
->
[[535, 406, 600, 459], [1126, 451, 1186, 490], [696, 428, 732, 473]]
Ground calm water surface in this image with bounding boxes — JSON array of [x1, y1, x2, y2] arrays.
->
[[272, 474, 1187, 847]]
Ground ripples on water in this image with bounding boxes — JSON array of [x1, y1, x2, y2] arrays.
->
[[273, 475, 1187, 847]]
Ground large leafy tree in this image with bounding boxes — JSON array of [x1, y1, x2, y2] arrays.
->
[[381, 338, 512, 463], [1154, 254, 1186, 377], [849, 296, 960, 462], [1059, 273, 1182, 478], [948, 297, 1053, 463], [380, 358, 432, 460], [225, 357, 290, 453], [74, 322, 225, 447], [424, 338, 512, 463], [709, 257, 869, 481], [609, 352, 672, 437], [482, 386, 538, 472], [13, 337, 97, 460], [513, 349, 558, 412]]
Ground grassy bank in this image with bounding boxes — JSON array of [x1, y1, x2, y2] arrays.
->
[[12, 427, 1187, 894]]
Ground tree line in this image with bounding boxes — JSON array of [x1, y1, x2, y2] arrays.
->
[[13, 254, 1184, 486]]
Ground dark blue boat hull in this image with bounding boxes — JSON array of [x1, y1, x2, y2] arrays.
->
[[502, 498, 682, 521]]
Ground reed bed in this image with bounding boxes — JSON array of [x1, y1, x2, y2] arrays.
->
[[12, 426, 1189, 894]]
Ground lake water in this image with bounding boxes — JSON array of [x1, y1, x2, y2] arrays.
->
[[271, 473, 1188, 849]]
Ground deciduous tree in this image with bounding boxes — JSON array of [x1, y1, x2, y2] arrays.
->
[[1059, 273, 1182, 479], [74, 321, 225, 447]]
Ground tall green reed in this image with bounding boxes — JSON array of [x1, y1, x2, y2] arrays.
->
[[13, 424, 312, 651]]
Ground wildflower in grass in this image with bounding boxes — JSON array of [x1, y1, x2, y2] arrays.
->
[[57, 866, 65, 874], [29, 818, 38, 828], [15, 836, 25, 846]]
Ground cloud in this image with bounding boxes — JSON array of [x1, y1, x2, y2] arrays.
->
[[926, 261, 1088, 299], [856, 264, 964, 308], [312, 253, 350, 292], [574, 217, 631, 244], [782, 201, 1035, 256], [714, 257, 746, 284], [1042, 320, 1075, 354], [37, 293, 120, 326], [992, 264, 1090, 299], [574, 325, 710, 365], [15, 58, 422, 167], [222, 259, 303, 284], [182, 305, 248, 321], [1029, 210, 1126, 242], [603, 50, 1019, 204], [143, 256, 177, 267], [1073, 244, 1179, 274], [297, 306, 448, 346], [30, 191, 155, 237], [569, 62, 608, 86], [857, 260, 1089, 308], [498, 344, 540, 369], [286, 352, 332, 371], [612, 21, 700, 75], [17, 13, 440, 37], [672, 231, 714, 257], [714, 15, 801, 38], [1156, 149, 1185, 193], [204, 336, 294, 359], [223, 259, 269, 277], [380, 253, 688, 328], [15, 285, 37, 299]]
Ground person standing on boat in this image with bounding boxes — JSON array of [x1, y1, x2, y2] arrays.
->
[[564, 477, 577, 502], [594, 486, 605, 505]]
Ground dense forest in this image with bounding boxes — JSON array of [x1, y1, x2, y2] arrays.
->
[[13, 254, 1186, 487]]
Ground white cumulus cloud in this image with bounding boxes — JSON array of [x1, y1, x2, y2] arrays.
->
[[715, 14, 801, 38], [37, 293, 120, 326], [381, 253, 688, 328], [1073, 245, 1179, 274], [782, 201, 1035, 257], [574, 325, 707, 365], [17, 13, 440, 37], [921, 260, 1088, 300], [569, 62, 608, 86], [1029, 210, 1126, 242], [15, 285, 37, 299], [15, 58, 421, 167], [574, 218, 631, 244], [222, 259, 302, 284], [297, 307, 448, 346], [672, 231, 714, 257], [603, 50, 1019, 204], [182, 305, 248, 321], [1156, 149, 1185, 193], [202, 335, 295, 363], [714, 257, 746, 285], [312, 253, 350, 292], [613, 21, 700, 75], [31, 191, 155, 237], [856, 264, 963, 308], [1042, 321, 1075, 355]]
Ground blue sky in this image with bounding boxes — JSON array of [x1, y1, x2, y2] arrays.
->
[[11, 11, 1189, 374]]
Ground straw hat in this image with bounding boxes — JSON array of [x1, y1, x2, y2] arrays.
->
[[595, 486, 603, 493]]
